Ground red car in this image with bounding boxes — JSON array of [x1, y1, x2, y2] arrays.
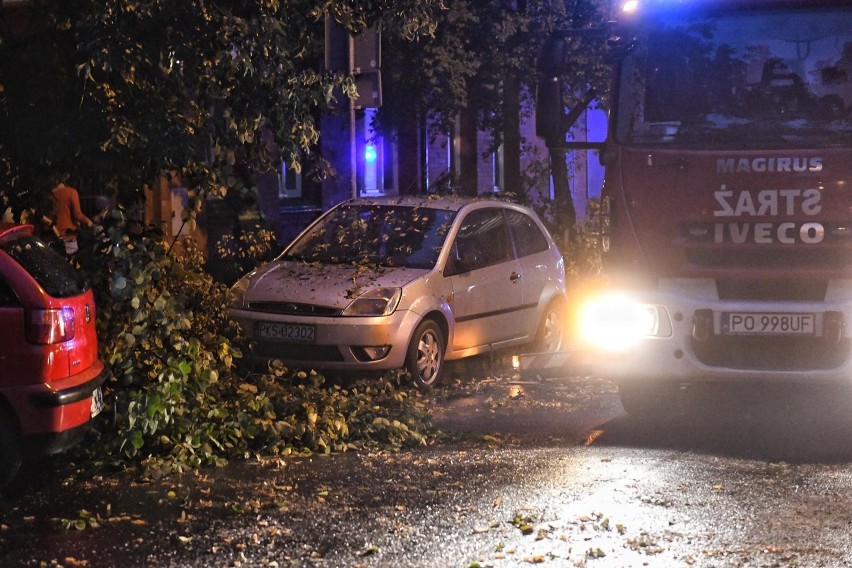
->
[[0, 223, 108, 485]]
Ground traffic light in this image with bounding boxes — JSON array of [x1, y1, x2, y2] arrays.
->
[[324, 15, 349, 74], [324, 17, 382, 109], [352, 26, 380, 75]]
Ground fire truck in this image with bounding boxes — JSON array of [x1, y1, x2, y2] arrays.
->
[[522, 0, 852, 415]]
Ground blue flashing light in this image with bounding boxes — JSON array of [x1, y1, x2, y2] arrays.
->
[[365, 144, 378, 164], [622, 0, 639, 14]]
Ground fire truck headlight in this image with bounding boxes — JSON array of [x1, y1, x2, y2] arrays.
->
[[579, 294, 663, 352]]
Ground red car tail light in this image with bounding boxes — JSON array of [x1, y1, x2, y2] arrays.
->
[[26, 308, 76, 344]]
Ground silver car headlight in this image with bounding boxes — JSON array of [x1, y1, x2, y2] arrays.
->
[[342, 287, 402, 317], [229, 277, 250, 308]]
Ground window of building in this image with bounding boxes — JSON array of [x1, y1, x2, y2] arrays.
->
[[279, 161, 303, 199], [360, 108, 386, 196]]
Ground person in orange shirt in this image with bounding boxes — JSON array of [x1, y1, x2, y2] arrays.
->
[[51, 177, 93, 255]]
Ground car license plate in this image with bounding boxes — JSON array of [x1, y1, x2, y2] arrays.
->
[[723, 312, 815, 336], [90, 387, 104, 418], [256, 321, 316, 343]]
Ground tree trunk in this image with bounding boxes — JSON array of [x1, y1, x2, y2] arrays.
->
[[457, 109, 478, 196], [503, 79, 521, 195], [549, 146, 576, 238], [396, 107, 421, 195]]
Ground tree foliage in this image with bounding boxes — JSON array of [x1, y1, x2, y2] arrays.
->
[[0, 0, 444, 211], [382, 0, 613, 134], [378, 0, 613, 231], [0, 1, 615, 474], [0, 0, 445, 475], [74, 210, 432, 475]]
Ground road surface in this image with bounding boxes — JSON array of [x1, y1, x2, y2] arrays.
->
[[3, 373, 852, 567]]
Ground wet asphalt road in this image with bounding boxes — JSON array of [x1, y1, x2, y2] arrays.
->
[[4, 371, 852, 567]]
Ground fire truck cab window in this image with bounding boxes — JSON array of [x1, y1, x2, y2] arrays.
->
[[617, 7, 852, 149]]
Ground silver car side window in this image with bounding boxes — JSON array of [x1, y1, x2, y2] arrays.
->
[[452, 208, 513, 271], [505, 210, 550, 258]]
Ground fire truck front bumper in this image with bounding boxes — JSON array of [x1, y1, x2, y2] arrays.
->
[[573, 279, 852, 385]]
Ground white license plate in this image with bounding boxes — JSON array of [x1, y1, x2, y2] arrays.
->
[[723, 312, 816, 336], [90, 386, 104, 418], [256, 321, 316, 342]]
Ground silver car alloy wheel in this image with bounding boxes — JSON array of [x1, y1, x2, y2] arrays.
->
[[539, 304, 564, 352], [417, 329, 441, 382], [405, 319, 445, 387]]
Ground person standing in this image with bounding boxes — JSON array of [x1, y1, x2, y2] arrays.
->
[[51, 176, 93, 255]]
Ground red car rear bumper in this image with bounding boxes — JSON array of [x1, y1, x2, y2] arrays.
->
[[2, 361, 109, 437]]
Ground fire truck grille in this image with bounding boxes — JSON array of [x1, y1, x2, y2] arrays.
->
[[690, 336, 851, 371], [686, 248, 852, 270], [716, 279, 827, 301]]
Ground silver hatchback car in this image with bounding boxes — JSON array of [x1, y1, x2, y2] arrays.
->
[[228, 196, 567, 386]]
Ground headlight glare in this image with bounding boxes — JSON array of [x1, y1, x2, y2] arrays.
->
[[579, 294, 659, 351]]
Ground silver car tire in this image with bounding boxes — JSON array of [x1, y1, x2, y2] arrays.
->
[[406, 320, 445, 388], [534, 299, 566, 353]]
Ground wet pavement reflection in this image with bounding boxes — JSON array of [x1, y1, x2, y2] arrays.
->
[[3, 372, 852, 567]]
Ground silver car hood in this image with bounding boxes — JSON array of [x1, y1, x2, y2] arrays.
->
[[242, 260, 430, 309]]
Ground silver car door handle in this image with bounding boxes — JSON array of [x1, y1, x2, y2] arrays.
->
[[510, 272, 522, 283]]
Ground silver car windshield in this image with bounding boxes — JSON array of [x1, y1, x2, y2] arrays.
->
[[283, 204, 456, 269], [616, 7, 852, 149]]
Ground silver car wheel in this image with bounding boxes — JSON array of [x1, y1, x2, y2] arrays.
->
[[406, 320, 444, 387], [536, 301, 565, 352]]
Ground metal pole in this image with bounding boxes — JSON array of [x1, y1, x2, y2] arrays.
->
[[349, 34, 358, 199]]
